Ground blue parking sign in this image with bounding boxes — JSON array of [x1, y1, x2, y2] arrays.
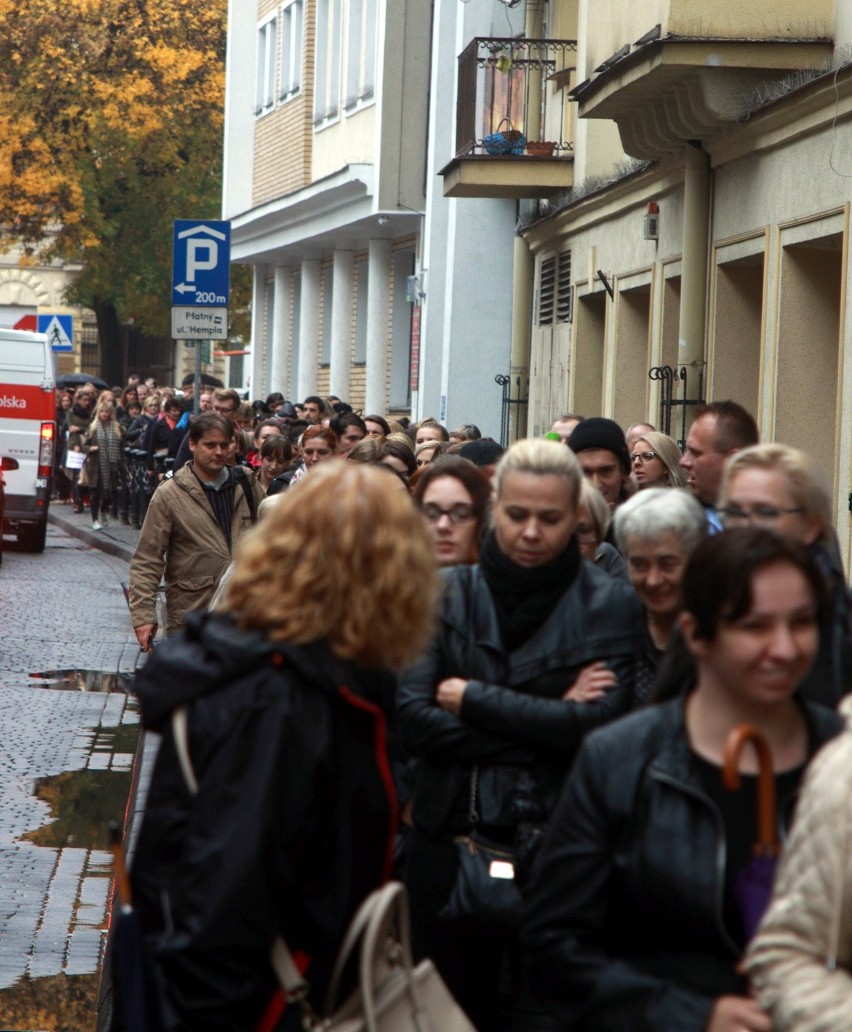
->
[[172, 220, 231, 307]]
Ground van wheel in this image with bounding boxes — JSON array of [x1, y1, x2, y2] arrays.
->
[[18, 522, 47, 553]]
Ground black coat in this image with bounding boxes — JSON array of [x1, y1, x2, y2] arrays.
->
[[522, 696, 843, 1032], [397, 560, 647, 837], [130, 611, 399, 1031]]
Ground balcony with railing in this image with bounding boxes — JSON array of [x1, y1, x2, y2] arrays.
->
[[440, 37, 578, 200]]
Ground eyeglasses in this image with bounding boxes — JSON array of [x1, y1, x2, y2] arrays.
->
[[718, 505, 805, 525], [422, 503, 475, 525], [631, 451, 657, 465]]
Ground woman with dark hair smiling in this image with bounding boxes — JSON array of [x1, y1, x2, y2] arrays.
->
[[524, 528, 841, 1032]]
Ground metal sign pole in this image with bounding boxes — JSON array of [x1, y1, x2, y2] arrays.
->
[[193, 341, 201, 416]]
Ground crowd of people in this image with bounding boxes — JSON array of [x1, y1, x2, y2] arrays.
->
[[96, 375, 852, 1031]]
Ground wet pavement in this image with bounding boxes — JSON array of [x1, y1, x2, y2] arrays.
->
[[0, 518, 143, 1030]]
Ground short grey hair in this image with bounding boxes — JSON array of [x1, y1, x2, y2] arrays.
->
[[613, 487, 707, 556]]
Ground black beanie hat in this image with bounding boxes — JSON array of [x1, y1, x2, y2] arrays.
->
[[568, 417, 631, 473], [459, 438, 505, 468]]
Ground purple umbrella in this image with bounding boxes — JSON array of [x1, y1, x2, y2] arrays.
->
[[722, 725, 780, 941]]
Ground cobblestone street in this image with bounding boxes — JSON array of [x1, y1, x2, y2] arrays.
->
[[0, 518, 139, 1028]]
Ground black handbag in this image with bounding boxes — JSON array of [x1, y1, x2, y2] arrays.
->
[[439, 767, 523, 928]]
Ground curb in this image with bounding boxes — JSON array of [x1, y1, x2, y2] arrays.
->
[[47, 510, 137, 564]]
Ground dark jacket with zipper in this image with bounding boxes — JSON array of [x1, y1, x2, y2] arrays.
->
[[130, 610, 399, 1032], [522, 696, 842, 1032], [397, 560, 647, 837]]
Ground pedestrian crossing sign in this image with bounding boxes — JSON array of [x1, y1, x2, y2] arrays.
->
[[37, 314, 74, 352]]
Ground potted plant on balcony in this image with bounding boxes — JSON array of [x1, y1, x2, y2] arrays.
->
[[526, 140, 556, 157]]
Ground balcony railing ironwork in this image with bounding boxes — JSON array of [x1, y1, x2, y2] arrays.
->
[[456, 37, 578, 159]]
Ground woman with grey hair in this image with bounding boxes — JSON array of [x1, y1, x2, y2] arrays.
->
[[577, 479, 628, 583], [630, 430, 687, 489], [614, 487, 707, 702]]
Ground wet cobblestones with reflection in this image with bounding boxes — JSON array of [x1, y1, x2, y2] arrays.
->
[[0, 523, 139, 1027]]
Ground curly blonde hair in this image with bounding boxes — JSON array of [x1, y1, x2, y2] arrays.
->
[[225, 462, 439, 668]]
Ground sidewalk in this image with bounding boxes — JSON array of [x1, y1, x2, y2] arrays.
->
[[48, 504, 140, 564]]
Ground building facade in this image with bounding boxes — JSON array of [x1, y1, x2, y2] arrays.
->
[[511, 0, 852, 565], [223, 0, 431, 419]]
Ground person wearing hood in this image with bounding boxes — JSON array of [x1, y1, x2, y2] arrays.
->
[[127, 462, 439, 1031]]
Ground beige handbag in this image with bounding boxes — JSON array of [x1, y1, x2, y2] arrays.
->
[[271, 881, 477, 1032], [171, 709, 476, 1032]]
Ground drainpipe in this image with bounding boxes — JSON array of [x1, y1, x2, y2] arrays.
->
[[677, 142, 710, 404], [507, 0, 546, 441], [509, 228, 532, 442]]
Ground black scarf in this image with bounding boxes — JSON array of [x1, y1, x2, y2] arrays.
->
[[479, 530, 581, 651]]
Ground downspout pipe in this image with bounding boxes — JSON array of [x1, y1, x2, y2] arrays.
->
[[507, 0, 546, 441], [677, 142, 711, 402]]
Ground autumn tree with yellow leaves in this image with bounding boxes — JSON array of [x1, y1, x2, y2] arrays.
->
[[0, 0, 233, 377]]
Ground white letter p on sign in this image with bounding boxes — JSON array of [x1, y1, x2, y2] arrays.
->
[[187, 239, 218, 282]]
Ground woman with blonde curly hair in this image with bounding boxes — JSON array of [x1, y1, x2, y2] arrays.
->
[[126, 463, 440, 1030]]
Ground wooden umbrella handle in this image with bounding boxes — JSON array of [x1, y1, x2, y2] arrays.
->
[[109, 820, 134, 909], [722, 724, 780, 856]]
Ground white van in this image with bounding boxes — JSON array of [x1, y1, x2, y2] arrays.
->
[[0, 329, 56, 552]]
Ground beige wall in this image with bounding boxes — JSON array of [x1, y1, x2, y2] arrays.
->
[[581, 0, 833, 78], [571, 292, 606, 418], [312, 105, 376, 181], [612, 282, 651, 428], [775, 241, 842, 492], [710, 255, 763, 419]]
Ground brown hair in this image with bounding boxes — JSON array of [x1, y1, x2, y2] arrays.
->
[[226, 463, 439, 668]]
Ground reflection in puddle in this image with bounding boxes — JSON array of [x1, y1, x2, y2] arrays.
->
[[24, 765, 137, 850], [28, 669, 132, 693], [0, 973, 98, 1031]]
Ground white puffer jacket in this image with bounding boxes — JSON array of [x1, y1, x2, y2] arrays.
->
[[745, 697, 852, 1030]]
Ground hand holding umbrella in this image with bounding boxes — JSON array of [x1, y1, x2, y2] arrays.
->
[[722, 725, 780, 942]]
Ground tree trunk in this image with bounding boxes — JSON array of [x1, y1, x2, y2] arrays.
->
[[92, 298, 125, 386]]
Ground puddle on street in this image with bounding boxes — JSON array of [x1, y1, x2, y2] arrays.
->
[[24, 768, 136, 851], [0, 972, 98, 1032], [28, 669, 132, 693]]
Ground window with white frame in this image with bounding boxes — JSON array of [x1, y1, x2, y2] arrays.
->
[[255, 15, 278, 115], [314, 0, 342, 126], [280, 0, 304, 102], [345, 0, 377, 111]]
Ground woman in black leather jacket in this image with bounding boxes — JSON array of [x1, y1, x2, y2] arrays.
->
[[523, 528, 843, 1032], [398, 438, 646, 1032]]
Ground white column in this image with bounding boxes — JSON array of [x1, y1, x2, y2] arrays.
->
[[270, 266, 291, 396], [329, 250, 354, 398], [297, 259, 321, 401], [365, 239, 391, 414], [249, 264, 268, 399]]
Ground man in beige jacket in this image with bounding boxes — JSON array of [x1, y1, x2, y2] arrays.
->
[[128, 412, 264, 649]]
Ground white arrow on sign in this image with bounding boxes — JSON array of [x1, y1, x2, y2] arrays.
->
[[174, 283, 195, 295]]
